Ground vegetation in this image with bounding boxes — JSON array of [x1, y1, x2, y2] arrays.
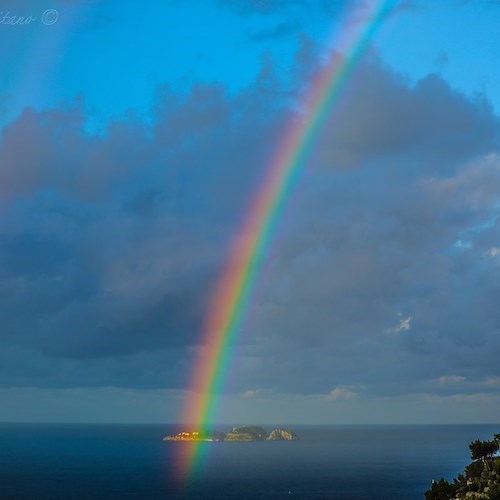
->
[[162, 426, 299, 442], [425, 434, 500, 500], [224, 426, 268, 441], [162, 430, 225, 442]]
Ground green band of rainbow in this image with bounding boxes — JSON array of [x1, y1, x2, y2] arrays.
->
[[177, 0, 394, 478]]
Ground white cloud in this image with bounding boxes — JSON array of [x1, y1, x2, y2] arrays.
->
[[438, 375, 465, 385], [450, 393, 494, 402], [483, 377, 500, 387], [326, 386, 357, 400], [384, 316, 412, 334], [240, 389, 261, 399]]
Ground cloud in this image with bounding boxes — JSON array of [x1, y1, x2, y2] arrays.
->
[[450, 392, 494, 402], [236, 57, 499, 397], [438, 375, 466, 385], [384, 316, 412, 334], [311, 59, 497, 169], [218, 0, 349, 35], [0, 41, 498, 404], [483, 377, 500, 387], [240, 389, 262, 398], [0, 54, 294, 386], [251, 18, 302, 41], [325, 386, 358, 400], [486, 247, 500, 256], [434, 51, 449, 70]]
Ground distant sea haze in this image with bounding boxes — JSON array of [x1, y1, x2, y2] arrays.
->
[[0, 423, 497, 499]]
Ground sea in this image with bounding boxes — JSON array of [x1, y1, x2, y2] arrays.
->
[[0, 423, 497, 499]]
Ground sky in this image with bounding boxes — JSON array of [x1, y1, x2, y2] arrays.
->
[[0, 0, 499, 425]]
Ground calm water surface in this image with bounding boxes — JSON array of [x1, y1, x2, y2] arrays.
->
[[0, 424, 497, 499]]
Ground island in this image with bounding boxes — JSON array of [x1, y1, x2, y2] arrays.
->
[[163, 426, 299, 442], [162, 430, 226, 442]]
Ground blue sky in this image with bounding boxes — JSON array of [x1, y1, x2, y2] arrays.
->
[[0, 0, 499, 424], [3, 0, 499, 125]]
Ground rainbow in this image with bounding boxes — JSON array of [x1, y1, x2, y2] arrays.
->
[[177, 0, 395, 478]]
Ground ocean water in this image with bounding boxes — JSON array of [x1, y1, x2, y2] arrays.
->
[[0, 424, 497, 499]]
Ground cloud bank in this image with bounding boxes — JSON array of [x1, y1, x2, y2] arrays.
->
[[0, 42, 499, 414]]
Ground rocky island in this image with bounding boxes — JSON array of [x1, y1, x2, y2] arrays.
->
[[162, 430, 225, 442], [163, 426, 299, 442]]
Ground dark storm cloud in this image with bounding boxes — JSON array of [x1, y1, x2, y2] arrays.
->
[[0, 44, 498, 400], [242, 162, 499, 385], [0, 59, 290, 382], [237, 156, 500, 395], [312, 54, 497, 169], [219, 51, 499, 398]]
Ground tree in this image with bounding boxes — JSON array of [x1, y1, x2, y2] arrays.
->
[[427, 434, 500, 499], [469, 439, 499, 462], [425, 478, 457, 500]]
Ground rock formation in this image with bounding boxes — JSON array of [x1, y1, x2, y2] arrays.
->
[[266, 428, 299, 441], [224, 426, 268, 441], [162, 426, 299, 442]]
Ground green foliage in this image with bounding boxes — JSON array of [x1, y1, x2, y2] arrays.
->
[[426, 434, 500, 499], [425, 478, 457, 500], [494, 459, 500, 475], [466, 459, 485, 479], [453, 472, 466, 489], [486, 481, 500, 500], [224, 426, 268, 441], [470, 439, 499, 461]]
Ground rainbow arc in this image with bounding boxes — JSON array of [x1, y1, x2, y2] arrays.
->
[[178, 0, 395, 478]]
